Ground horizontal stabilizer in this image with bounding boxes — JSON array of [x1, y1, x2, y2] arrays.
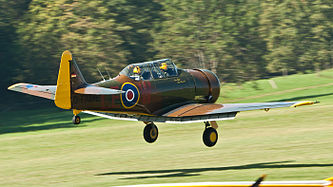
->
[[8, 83, 56, 100], [74, 85, 124, 95]]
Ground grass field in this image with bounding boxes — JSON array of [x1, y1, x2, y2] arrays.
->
[[1, 70, 333, 186]]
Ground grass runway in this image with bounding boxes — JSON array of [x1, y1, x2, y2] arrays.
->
[[1, 70, 333, 186]]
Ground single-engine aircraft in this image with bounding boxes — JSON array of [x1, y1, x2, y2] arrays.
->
[[8, 51, 317, 147]]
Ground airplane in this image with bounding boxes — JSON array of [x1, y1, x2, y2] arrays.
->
[[8, 50, 317, 147]]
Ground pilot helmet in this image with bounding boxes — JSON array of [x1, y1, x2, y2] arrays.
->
[[160, 62, 168, 71], [133, 66, 141, 74]]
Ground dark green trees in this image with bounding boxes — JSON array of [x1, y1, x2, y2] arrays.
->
[[2, 0, 333, 92]]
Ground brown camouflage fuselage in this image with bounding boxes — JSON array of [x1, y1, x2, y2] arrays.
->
[[71, 68, 220, 116]]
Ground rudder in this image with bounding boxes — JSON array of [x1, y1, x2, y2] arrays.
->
[[55, 50, 87, 109]]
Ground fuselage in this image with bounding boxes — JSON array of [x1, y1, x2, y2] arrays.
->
[[71, 66, 220, 116]]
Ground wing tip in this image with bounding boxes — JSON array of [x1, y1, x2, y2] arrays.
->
[[8, 84, 16, 90], [325, 177, 333, 181], [8, 83, 24, 91], [291, 101, 319, 108]]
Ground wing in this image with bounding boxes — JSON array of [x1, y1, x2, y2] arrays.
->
[[163, 101, 316, 117], [82, 110, 237, 123], [83, 101, 316, 123], [8, 83, 56, 100]]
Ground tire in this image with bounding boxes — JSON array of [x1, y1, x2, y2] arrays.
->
[[143, 123, 158, 143], [203, 127, 218, 147], [72, 115, 81, 125]]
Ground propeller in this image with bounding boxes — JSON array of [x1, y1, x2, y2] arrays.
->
[[250, 174, 267, 187]]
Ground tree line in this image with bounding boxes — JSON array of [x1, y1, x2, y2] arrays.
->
[[1, 0, 333, 105]]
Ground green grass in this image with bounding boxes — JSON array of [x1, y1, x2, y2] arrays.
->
[[1, 70, 333, 186], [219, 68, 333, 103]]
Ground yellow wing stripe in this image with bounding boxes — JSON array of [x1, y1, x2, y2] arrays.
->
[[291, 101, 316, 108]]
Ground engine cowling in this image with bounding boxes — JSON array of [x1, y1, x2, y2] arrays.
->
[[188, 69, 220, 103]]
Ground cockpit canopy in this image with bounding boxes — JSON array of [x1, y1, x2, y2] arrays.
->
[[119, 59, 178, 81]]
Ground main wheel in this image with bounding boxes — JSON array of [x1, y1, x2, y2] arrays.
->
[[72, 115, 81, 125], [203, 127, 218, 147], [143, 123, 158, 143]]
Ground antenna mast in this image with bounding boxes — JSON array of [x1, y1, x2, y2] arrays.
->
[[97, 68, 106, 81]]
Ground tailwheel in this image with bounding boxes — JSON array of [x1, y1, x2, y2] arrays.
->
[[203, 127, 218, 147], [143, 123, 158, 143], [72, 115, 81, 125]]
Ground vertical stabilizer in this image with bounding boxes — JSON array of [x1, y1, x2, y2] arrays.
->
[[55, 50, 87, 109]]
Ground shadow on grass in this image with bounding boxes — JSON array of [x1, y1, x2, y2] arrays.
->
[[0, 118, 101, 134], [0, 107, 102, 134], [269, 93, 333, 102], [97, 161, 333, 179]]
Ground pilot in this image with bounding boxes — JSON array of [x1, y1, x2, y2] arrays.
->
[[160, 62, 175, 77], [133, 66, 141, 80], [160, 62, 169, 76], [133, 66, 141, 74]]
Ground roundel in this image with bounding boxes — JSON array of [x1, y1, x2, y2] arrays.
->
[[120, 82, 140, 109]]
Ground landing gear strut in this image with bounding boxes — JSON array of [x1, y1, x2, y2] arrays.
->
[[202, 121, 218, 147], [143, 122, 158, 143]]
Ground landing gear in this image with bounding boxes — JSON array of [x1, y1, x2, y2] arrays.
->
[[143, 122, 158, 143], [202, 121, 218, 147], [72, 110, 82, 125], [72, 115, 81, 124]]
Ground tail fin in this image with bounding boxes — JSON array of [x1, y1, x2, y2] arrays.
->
[[55, 50, 87, 109]]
